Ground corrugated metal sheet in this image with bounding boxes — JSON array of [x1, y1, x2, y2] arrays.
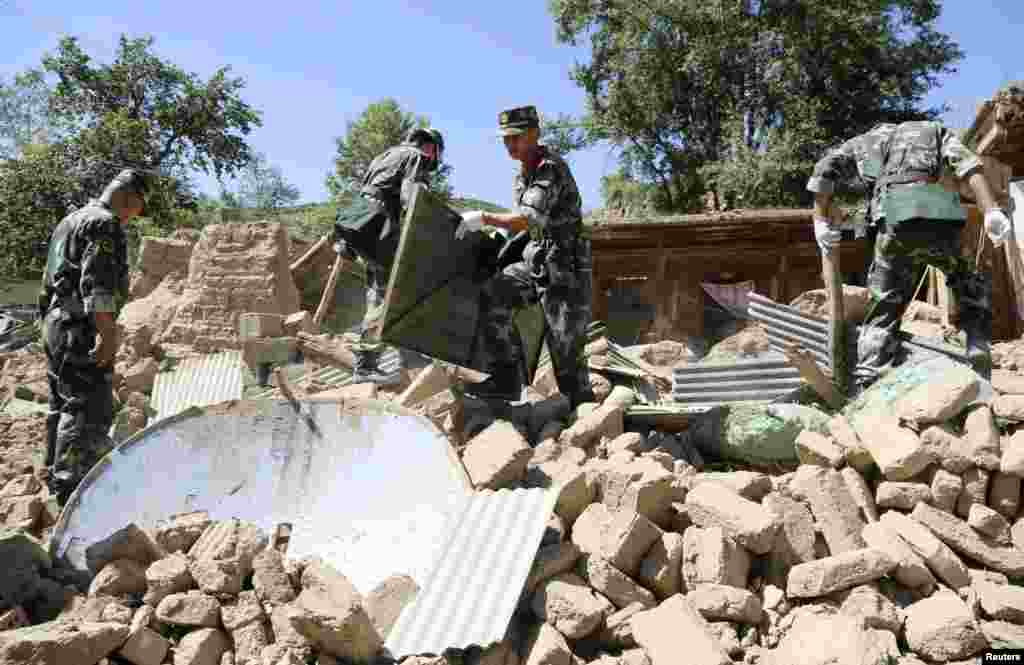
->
[[250, 348, 401, 399], [672, 358, 804, 406], [385, 486, 559, 660], [702, 281, 756, 319], [747, 292, 831, 370], [150, 351, 244, 422]]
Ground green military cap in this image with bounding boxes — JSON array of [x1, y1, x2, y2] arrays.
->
[[498, 105, 540, 136], [104, 168, 150, 198]]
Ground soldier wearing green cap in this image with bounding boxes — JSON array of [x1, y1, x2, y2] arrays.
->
[[333, 127, 446, 385], [457, 106, 596, 408], [38, 168, 148, 505]]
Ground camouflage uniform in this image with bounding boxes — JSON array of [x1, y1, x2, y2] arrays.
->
[[807, 120, 991, 385], [40, 195, 131, 505], [472, 140, 596, 407], [334, 139, 435, 379]]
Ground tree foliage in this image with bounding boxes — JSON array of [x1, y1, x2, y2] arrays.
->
[[549, 0, 963, 212], [0, 35, 263, 279], [325, 98, 453, 202], [0, 70, 65, 158], [230, 152, 301, 209]]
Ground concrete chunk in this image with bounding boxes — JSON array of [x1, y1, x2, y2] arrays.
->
[[630, 594, 732, 665], [637, 532, 683, 600], [1001, 430, 1024, 477], [795, 430, 844, 468], [861, 521, 935, 592], [894, 366, 979, 429], [684, 481, 779, 555], [579, 555, 657, 610], [682, 526, 751, 591], [560, 402, 625, 449], [461, 421, 533, 490], [155, 591, 221, 628], [856, 416, 934, 481], [904, 592, 987, 662], [840, 467, 879, 523], [531, 572, 613, 640], [0, 621, 130, 664], [786, 548, 897, 599], [791, 466, 866, 556], [829, 413, 874, 471], [688, 583, 762, 624], [975, 581, 1024, 623], [571, 504, 664, 577], [930, 469, 963, 514], [956, 467, 991, 519], [689, 471, 772, 502], [920, 424, 974, 474], [119, 625, 170, 665], [880, 510, 970, 590], [876, 482, 932, 511], [963, 405, 1002, 470], [968, 504, 1012, 545], [910, 502, 1024, 577]]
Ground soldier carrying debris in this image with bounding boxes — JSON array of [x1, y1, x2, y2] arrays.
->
[[807, 120, 1011, 390], [38, 168, 148, 505], [456, 105, 596, 409], [333, 127, 445, 385]]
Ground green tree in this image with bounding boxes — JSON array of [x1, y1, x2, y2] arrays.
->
[[325, 98, 453, 202], [232, 152, 301, 209], [549, 0, 963, 212], [0, 70, 65, 158], [0, 34, 263, 279]]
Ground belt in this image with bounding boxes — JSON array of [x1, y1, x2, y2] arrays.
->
[[528, 223, 581, 244], [879, 172, 937, 187]]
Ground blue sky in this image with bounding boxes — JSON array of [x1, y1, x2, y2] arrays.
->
[[1, 0, 1021, 210]]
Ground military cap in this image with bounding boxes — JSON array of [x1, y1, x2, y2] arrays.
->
[[102, 168, 150, 198], [498, 106, 540, 136]]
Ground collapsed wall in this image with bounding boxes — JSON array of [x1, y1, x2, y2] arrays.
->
[[121, 223, 301, 354]]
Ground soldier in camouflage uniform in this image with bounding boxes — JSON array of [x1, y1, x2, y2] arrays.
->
[[808, 121, 1011, 388], [39, 169, 147, 505], [334, 128, 445, 384], [457, 106, 596, 408]]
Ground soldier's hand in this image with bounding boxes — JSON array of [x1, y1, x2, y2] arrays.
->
[[455, 210, 486, 240], [984, 209, 1011, 249], [92, 312, 118, 368], [813, 216, 842, 256]]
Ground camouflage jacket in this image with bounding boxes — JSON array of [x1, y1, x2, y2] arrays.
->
[[359, 143, 433, 216], [807, 121, 983, 223], [515, 145, 584, 239], [42, 200, 129, 317]]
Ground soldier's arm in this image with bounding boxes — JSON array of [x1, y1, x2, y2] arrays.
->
[[942, 128, 1000, 214], [77, 218, 123, 366], [484, 162, 562, 234], [807, 130, 883, 221], [399, 151, 432, 209]]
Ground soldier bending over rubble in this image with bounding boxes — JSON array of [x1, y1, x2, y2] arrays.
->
[[333, 127, 446, 385], [807, 120, 1011, 391], [457, 105, 596, 409], [39, 169, 148, 505]]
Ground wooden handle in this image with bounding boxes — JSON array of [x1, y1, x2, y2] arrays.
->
[[821, 247, 849, 396], [313, 254, 345, 328]]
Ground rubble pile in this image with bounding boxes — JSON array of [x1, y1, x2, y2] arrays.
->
[[3, 360, 1024, 664]]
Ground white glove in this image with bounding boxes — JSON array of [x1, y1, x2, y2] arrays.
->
[[985, 208, 1011, 249], [455, 210, 485, 240], [813, 216, 841, 255]]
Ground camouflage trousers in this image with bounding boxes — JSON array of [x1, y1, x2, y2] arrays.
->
[[352, 263, 390, 352], [475, 237, 596, 405], [856, 221, 992, 385], [42, 310, 115, 506]]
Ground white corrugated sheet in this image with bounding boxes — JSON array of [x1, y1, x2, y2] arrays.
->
[[150, 351, 244, 422], [385, 486, 558, 660]]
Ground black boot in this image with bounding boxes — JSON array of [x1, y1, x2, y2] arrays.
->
[[465, 368, 522, 402], [352, 347, 400, 386]]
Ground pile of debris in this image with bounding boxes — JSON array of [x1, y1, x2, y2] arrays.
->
[[4, 358, 1024, 665]]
